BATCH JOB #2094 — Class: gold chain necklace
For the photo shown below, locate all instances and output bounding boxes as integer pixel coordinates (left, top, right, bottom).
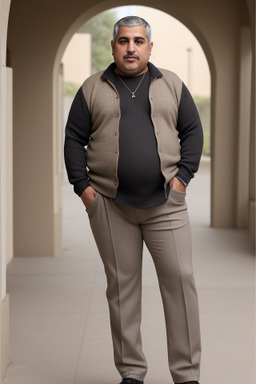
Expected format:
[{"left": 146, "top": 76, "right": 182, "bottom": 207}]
[{"left": 117, "top": 72, "right": 146, "bottom": 99}]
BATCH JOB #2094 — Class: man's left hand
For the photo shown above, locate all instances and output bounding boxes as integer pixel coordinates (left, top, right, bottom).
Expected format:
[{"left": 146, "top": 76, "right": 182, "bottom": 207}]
[{"left": 170, "top": 177, "right": 187, "bottom": 192}]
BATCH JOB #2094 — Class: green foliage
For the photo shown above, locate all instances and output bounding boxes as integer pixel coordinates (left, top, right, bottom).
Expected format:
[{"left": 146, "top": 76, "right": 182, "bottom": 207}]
[
  {"left": 64, "top": 81, "right": 80, "bottom": 98},
  {"left": 193, "top": 95, "right": 211, "bottom": 132},
  {"left": 78, "top": 10, "right": 117, "bottom": 74},
  {"left": 193, "top": 95, "right": 211, "bottom": 156},
  {"left": 202, "top": 131, "right": 211, "bottom": 156}
]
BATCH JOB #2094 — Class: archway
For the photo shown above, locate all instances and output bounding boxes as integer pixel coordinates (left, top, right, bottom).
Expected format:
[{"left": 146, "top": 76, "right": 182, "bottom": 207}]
[{"left": 56, "top": 4, "right": 213, "bottom": 232}]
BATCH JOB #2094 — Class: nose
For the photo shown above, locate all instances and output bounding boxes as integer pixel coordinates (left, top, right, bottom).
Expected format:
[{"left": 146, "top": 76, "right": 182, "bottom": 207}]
[{"left": 127, "top": 40, "right": 135, "bottom": 53}]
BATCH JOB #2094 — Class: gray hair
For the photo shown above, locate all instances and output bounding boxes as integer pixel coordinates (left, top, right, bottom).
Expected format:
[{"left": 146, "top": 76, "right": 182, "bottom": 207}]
[{"left": 113, "top": 16, "right": 152, "bottom": 42}]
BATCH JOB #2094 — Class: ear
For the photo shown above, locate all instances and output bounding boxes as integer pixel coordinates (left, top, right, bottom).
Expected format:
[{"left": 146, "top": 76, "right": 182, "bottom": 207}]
[
  {"left": 111, "top": 40, "right": 115, "bottom": 52},
  {"left": 149, "top": 41, "right": 153, "bottom": 55}
]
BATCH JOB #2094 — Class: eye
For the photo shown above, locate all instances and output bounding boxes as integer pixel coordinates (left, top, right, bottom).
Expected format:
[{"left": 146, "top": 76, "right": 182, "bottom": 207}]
[
  {"left": 135, "top": 39, "right": 144, "bottom": 45},
  {"left": 119, "top": 39, "right": 128, "bottom": 45}
]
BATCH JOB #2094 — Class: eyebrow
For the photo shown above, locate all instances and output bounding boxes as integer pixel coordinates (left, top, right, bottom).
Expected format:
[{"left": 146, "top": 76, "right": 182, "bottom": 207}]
[{"left": 117, "top": 36, "right": 146, "bottom": 41}]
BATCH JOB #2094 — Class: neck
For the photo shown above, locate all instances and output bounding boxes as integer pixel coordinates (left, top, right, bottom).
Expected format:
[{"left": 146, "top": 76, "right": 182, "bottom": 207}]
[{"left": 114, "top": 66, "right": 148, "bottom": 77}]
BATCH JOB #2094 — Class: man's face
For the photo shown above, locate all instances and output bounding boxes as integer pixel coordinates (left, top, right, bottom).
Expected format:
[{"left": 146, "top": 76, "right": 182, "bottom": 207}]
[{"left": 111, "top": 25, "right": 153, "bottom": 77}]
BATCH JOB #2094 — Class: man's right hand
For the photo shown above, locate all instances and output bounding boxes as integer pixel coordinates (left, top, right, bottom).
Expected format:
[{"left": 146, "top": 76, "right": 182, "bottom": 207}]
[{"left": 80, "top": 186, "right": 97, "bottom": 209}]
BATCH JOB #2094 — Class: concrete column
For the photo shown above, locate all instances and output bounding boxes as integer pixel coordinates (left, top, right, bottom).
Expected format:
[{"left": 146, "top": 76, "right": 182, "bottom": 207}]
[
  {"left": 1, "top": 67, "right": 13, "bottom": 290},
  {"left": 236, "top": 27, "right": 252, "bottom": 227},
  {"left": 249, "top": 46, "right": 255, "bottom": 247},
  {"left": 12, "top": 62, "right": 62, "bottom": 256},
  {"left": 0, "top": 63, "right": 12, "bottom": 384},
  {"left": 211, "top": 49, "right": 239, "bottom": 227},
  {"left": 8, "top": 2, "right": 63, "bottom": 257},
  {"left": 0, "top": 0, "right": 12, "bottom": 378}
]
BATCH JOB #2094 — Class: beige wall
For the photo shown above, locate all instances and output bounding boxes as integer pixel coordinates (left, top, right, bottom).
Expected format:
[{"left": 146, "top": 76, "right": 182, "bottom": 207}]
[
  {"left": 62, "top": 33, "right": 91, "bottom": 85},
  {"left": 137, "top": 6, "right": 210, "bottom": 96}
]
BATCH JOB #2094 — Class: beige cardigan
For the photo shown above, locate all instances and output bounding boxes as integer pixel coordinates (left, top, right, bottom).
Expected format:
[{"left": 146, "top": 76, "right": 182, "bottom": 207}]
[{"left": 82, "top": 66, "right": 183, "bottom": 198}]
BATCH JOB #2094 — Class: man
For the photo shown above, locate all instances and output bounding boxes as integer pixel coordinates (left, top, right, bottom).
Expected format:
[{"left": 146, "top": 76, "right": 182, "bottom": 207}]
[{"left": 64, "top": 16, "right": 203, "bottom": 384}]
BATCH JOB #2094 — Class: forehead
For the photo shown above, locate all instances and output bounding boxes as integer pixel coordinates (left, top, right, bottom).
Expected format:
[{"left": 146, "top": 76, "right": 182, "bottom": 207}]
[{"left": 116, "top": 25, "right": 147, "bottom": 39}]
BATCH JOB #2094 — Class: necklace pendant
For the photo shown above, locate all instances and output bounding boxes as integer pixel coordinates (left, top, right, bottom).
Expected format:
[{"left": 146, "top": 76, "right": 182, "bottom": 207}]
[{"left": 131, "top": 93, "right": 136, "bottom": 99}]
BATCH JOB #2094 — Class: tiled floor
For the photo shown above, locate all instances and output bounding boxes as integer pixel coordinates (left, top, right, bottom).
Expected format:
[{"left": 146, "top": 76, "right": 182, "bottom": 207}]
[{"left": 3, "top": 161, "right": 255, "bottom": 384}]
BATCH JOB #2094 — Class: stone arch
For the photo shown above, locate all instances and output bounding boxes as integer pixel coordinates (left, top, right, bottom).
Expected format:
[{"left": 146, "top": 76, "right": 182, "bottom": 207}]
[{"left": 53, "top": 2, "right": 215, "bottom": 220}]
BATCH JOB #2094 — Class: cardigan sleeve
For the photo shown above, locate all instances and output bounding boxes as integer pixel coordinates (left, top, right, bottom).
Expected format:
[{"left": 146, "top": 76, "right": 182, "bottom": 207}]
[
  {"left": 175, "top": 83, "right": 204, "bottom": 185},
  {"left": 64, "top": 87, "right": 91, "bottom": 196}
]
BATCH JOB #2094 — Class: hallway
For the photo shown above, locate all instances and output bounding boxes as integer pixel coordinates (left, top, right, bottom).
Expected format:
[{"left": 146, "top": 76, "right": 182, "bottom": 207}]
[{"left": 3, "top": 161, "right": 255, "bottom": 384}]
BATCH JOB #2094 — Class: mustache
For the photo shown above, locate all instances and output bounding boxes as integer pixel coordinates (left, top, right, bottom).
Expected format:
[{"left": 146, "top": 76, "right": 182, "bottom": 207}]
[{"left": 123, "top": 54, "right": 139, "bottom": 59}]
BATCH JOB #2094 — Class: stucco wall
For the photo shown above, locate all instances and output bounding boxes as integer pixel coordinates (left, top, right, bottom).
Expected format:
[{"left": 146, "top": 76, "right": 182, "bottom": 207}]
[{"left": 62, "top": 33, "right": 91, "bottom": 85}]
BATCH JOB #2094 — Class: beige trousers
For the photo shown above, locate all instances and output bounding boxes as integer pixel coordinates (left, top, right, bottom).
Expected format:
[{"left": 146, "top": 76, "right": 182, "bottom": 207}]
[{"left": 87, "top": 189, "right": 201, "bottom": 383}]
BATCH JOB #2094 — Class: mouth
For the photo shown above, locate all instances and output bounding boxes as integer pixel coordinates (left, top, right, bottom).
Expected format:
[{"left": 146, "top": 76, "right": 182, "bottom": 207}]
[{"left": 123, "top": 55, "right": 139, "bottom": 62}]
